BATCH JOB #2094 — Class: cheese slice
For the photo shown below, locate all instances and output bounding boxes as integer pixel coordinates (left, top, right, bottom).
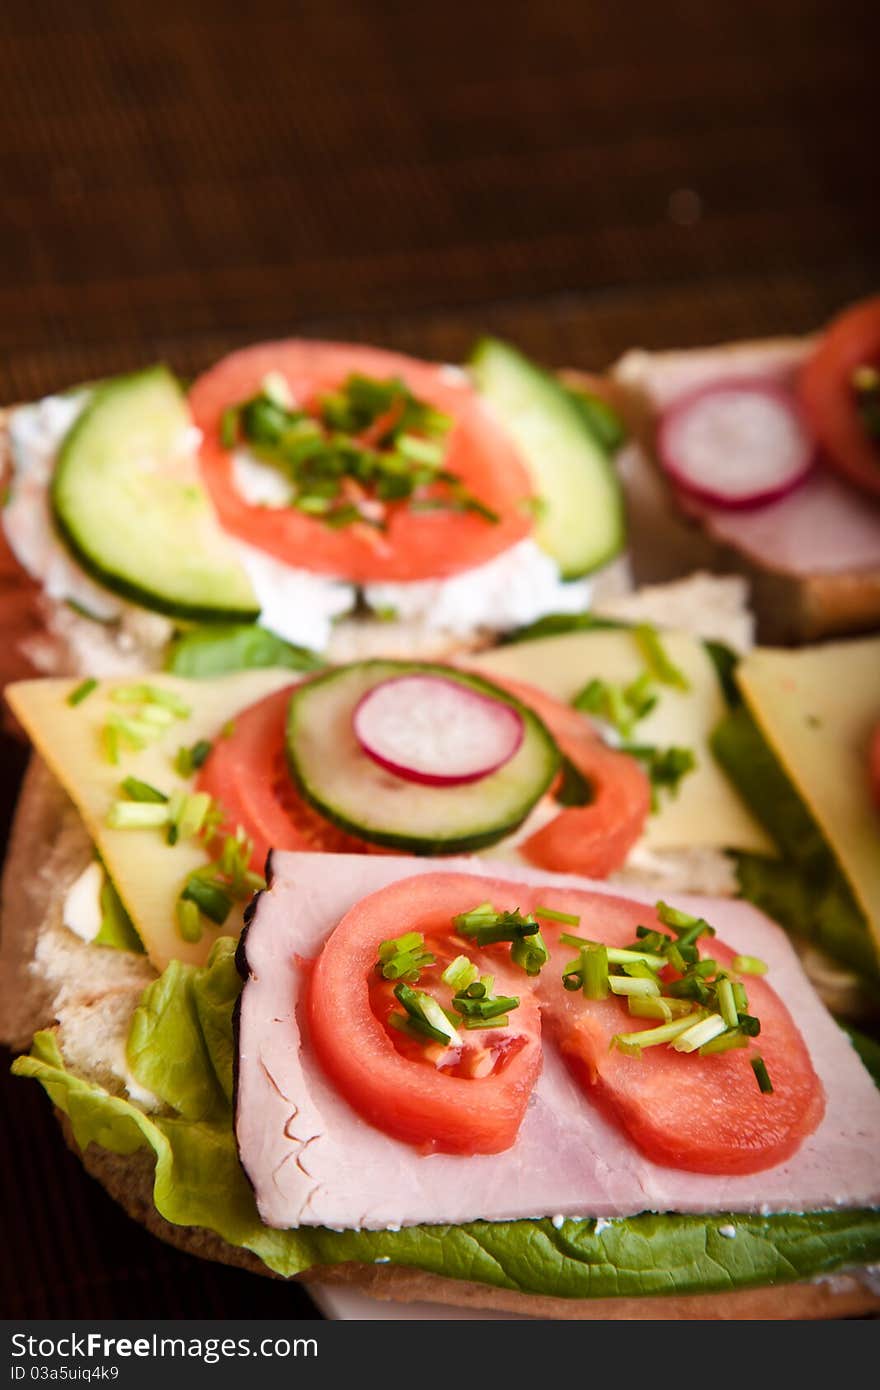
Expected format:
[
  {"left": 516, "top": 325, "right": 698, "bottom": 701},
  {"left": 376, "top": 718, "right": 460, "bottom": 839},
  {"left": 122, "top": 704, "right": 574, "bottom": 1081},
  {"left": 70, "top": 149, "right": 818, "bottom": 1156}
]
[
  {"left": 6, "top": 670, "right": 294, "bottom": 971},
  {"left": 471, "top": 630, "right": 772, "bottom": 854},
  {"left": 737, "top": 639, "right": 880, "bottom": 953}
]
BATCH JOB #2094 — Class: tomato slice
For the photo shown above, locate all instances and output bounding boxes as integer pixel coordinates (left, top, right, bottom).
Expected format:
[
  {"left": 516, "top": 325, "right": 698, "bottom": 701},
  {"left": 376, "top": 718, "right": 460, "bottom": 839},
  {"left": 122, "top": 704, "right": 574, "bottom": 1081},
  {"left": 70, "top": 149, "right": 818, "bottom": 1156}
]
[
  {"left": 307, "top": 872, "right": 543, "bottom": 1154},
  {"left": 800, "top": 296, "right": 880, "bottom": 499},
  {"left": 189, "top": 340, "right": 534, "bottom": 583},
  {"left": 196, "top": 685, "right": 380, "bottom": 868},
  {"left": 484, "top": 675, "right": 651, "bottom": 876},
  {"left": 528, "top": 885, "right": 825, "bottom": 1175}
]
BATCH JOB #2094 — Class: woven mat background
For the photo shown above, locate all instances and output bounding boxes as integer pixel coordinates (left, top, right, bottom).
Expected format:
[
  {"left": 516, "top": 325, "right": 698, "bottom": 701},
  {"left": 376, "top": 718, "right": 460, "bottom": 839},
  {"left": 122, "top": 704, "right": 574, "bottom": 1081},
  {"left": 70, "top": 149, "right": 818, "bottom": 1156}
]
[{"left": 0, "top": 0, "right": 877, "bottom": 1318}]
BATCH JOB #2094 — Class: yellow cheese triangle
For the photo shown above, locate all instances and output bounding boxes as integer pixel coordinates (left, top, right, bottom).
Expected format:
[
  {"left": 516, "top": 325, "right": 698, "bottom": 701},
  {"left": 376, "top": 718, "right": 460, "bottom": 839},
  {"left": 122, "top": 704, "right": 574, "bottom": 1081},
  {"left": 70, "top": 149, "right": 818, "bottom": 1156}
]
[
  {"left": 471, "top": 630, "right": 773, "bottom": 854},
  {"left": 737, "top": 639, "right": 880, "bottom": 952},
  {"left": 6, "top": 670, "right": 294, "bottom": 971}
]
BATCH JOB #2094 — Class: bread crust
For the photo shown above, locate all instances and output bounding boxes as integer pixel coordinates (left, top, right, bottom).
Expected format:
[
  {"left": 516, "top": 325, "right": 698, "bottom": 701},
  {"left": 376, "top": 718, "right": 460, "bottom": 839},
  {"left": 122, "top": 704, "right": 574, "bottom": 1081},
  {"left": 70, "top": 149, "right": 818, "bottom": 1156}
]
[{"left": 597, "top": 341, "right": 880, "bottom": 643}]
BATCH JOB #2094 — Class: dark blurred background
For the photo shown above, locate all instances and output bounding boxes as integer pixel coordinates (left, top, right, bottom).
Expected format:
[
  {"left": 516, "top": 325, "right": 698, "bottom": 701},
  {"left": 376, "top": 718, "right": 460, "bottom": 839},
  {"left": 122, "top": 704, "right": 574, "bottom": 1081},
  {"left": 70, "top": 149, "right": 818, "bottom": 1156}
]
[{"left": 1, "top": 0, "right": 877, "bottom": 1319}]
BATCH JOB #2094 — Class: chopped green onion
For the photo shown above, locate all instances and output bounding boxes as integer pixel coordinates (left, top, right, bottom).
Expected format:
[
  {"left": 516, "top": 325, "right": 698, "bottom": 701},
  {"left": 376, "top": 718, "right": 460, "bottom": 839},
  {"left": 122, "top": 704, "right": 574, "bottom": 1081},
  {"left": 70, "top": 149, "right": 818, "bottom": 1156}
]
[
  {"left": 732, "top": 981, "right": 750, "bottom": 1014},
  {"left": 572, "top": 943, "right": 609, "bottom": 1000},
  {"left": 441, "top": 955, "right": 478, "bottom": 991},
  {"left": 671, "top": 1013, "right": 727, "bottom": 1053},
  {"left": 612, "top": 1014, "right": 699, "bottom": 1054},
  {"left": 633, "top": 624, "right": 690, "bottom": 690},
  {"left": 732, "top": 954, "right": 768, "bottom": 976},
  {"left": 534, "top": 905, "right": 581, "bottom": 926},
  {"left": 176, "top": 897, "right": 203, "bottom": 943},
  {"left": 137, "top": 704, "right": 176, "bottom": 728},
  {"left": 67, "top": 677, "right": 98, "bottom": 707},
  {"left": 511, "top": 929, "right": 549, "bottom": 976},
  {"left": 716, "top": 978, "right": 739, "bottom": 1029},
  {"left": 453, "top": 904, "right": 539, "bottom": 946},
  {"left": 737, "top": 1013, "right": 762, "bottom": 1037},
  {"left": 102, "top": 724, "right": 120, "bottom": 765},
  {"left": 106, "top": 801, "right": 170, "bottom": 830},
  {"left": 167, "top": 790, "right": 213, "bottom": 842},
  {"left": 394, "top": 983, "right": 460, "bottom": 1046},
  {"left": 174, "top": 739, "right": 213, "bottom": 777},
  {"left": 378, "top": 931, "right": 424, "bottom": 961},
  {"left": 699, "top": 1029, "right": 749, "bottom": 1056},
  {"left": 751, "top": 1056, "right": 774, "bottom": 1093},
  {"left": 181, "top": 876, "right": 232, "bottom": 926},
  {"left": 628, "top": 995, "right": 694, "bottom": 1020},
  {"left": 110, "top": 684, "right": 191, "bottom": 718},
  {"left": 608, "top": 975, "right": 660, "bottom": 998},
  {"left": 464, "top": 1015, "right": 509, "bottom": 1030},
  {"left": 120, "top": 776, "right": 168, "bottom": 804},
  {"left": 452, "top": 993, "right": 518, "bottom": 1022}
]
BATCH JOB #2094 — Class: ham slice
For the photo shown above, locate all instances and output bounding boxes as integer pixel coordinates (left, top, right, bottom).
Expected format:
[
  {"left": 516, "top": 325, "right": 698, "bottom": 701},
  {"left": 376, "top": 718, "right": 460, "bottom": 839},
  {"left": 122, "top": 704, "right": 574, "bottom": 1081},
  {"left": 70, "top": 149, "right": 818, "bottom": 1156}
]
[
  {"left": 236, "top": 851, "right": 880, "bottom": 1231},
  {"left": 615, "top": 339, "right": 880, "bottom": 577}
]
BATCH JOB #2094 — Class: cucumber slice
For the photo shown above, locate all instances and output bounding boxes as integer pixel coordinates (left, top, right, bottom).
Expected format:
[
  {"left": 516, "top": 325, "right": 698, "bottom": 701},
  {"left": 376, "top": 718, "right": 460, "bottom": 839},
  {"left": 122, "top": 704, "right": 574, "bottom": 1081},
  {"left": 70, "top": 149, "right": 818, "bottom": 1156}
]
[
  {"left": 285, "top": 660, "right": 560, "bottom": 854},
  {"left": 469, "top": 338, "right": 626, "bottom": 579},
  {"left": 51, "top": 367, "right": 259, "bottom": 623}
]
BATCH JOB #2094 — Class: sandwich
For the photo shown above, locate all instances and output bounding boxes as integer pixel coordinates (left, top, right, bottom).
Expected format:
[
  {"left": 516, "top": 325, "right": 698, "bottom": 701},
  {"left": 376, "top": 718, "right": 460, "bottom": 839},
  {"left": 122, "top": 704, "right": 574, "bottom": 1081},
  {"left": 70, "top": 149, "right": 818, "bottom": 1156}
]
[
  {"left": 0, "top": 338, "right": 627, "bottom": 682},
  {"left": 606, "top": 296, "right": 880, "bottom": 642},
  {"left": 3, "top": 626, "right": 879, "bottom": 1318}
]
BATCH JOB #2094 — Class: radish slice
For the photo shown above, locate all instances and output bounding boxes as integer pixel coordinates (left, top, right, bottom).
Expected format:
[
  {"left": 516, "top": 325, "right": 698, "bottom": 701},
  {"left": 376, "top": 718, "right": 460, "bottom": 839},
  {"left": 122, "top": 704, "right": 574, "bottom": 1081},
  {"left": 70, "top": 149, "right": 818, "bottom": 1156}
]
[
  {"left": 353, "top": 675, "right": 524, "bottom": 786},
  {"left": 657, "top": 378, "right": 815, "bottom": 509}
]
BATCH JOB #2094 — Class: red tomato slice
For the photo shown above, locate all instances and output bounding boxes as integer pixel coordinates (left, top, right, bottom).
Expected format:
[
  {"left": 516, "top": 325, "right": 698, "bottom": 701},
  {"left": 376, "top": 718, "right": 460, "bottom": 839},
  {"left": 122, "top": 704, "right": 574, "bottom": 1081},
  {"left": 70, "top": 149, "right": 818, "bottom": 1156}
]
[
  {"left": 483, "top": 674, "right": 651, "bottom": 876},
  {"left": 307, "top": 872, "right": 543, "bottom": 1154},
  {"left": 800, "top": 296, "right": 880, "bottom": 499},
  {"left": 189, "top": 340, "right": 534, "bottom": 583},
  {"left": 869, "top": 720, "right": 880, "bottom": 812},
  {"left": 196, "top": 686, "right": 381, "bottom": 868},
  {"left": 528, "top": 885, "right": 825, "bottom": 1175}
]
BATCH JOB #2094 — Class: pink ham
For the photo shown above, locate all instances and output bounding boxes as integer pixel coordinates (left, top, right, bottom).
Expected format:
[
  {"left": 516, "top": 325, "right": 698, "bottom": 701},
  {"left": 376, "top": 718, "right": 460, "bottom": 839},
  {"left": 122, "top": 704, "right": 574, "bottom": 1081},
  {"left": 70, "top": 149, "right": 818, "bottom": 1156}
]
[{"left": 235, "top": 851, "right": 880, "bottom": 1232}]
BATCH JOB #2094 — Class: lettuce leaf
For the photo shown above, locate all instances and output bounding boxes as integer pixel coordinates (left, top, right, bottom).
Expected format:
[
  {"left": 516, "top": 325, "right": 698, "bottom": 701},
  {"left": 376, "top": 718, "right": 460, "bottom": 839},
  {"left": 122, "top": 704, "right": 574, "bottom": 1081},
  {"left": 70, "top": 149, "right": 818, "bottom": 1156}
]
[
  {"left": 712, "top": 706, "right": 879, "bottom": 984},
  {"left": 12, "top": 939, "right": 880, "bottom": 1300},
  {"left": 165, "top": 624, "right": 324, "bottom": 678}
]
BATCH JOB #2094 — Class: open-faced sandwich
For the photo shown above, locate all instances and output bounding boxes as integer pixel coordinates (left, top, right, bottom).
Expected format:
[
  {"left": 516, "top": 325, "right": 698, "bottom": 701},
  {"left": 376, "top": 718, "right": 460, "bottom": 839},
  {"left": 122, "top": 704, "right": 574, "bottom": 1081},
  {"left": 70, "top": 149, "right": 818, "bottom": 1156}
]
[
  {"left": 2, "top": 616, "right": 879, "bottom": 1318},
  {"left": 0, "top": 338, "right": 627, "bottom": 681},
  {"left": 609, "top": 296, "right": 880, "bottom": 642}
]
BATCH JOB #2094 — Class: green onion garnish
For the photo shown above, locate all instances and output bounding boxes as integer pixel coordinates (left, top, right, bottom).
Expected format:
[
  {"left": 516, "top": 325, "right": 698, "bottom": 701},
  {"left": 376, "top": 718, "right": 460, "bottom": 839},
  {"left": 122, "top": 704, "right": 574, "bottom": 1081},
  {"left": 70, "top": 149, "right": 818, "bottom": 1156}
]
[
  {"left": 452, "top": 903, "right": 540, "bottom": 947},
  {"left": 612, "top": 1014, "right": 700, "bottom": 1055},
  {"left": 511, "top": 929, "right": 549, "bottom": 976},
  {"left": 699, "top": 1029, "right": 749, "bottom": 1056},
  {"left": 376, "top": 931, "right": 436, "bottom": 982},
  {"left": 534, "top": 905, "right": 581, "bottom": 926},
  {"left": 671, "top": 1013, "right": 727, "bottom": 1053},
  {"left": 633, "top": 624, "right": 690, "bottom": 690},
  {"left": 560, "top": 934, "right": 666, "bottom": 971},
  {"left": 608, "top": 975, "right": 660, "bottom": 998},
  {"left": 731, "top": 954, "right": 768, "bottom": 976},
  {"left": 67, "top": 678, "right": 98, "bottom": 707},
  {"left": 174, "top": 740, "right": 213, "bottom": 777},
  {"left": 393, "top": 983, "right": 460, "bottom": 1046},
  {"left": 181, "top": 876, "right": 232, "bottom": 926},
  {"left": 110, "top": 684, "right": 191, "bottom": 718},
  {"left": 751, "top": 1056, "right": 774, "bottom": 1094},
  {"left": 716, "top": 977, "right": 739, "bottom": 1029},
  {"left": 441, "top": 955, "right": 479, "bottom": 991},
  {"left": 176, "top": 897, "right": 203, "bottom": 943},
  {"left": 120, "top": 776, "right": 168, "bottom": 804},
  {"left": 106, "top": 801, "right": 170, "bottom": 830}
]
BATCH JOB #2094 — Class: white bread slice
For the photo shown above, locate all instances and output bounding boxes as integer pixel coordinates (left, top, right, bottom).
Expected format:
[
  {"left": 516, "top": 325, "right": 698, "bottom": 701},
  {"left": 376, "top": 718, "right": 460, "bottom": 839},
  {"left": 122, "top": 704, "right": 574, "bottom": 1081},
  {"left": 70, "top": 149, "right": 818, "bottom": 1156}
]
[
  {"left": 2, "top": 760, "right": 878, "bottom": 1319},
  {"left": 600, "top": 341, "right": 880, "bottom": 643}
]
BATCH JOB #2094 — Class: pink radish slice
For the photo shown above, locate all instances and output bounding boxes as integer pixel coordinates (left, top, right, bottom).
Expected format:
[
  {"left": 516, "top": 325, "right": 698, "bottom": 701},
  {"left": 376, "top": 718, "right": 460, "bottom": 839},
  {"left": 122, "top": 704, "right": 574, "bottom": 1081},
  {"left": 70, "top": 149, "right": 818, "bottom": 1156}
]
[
  {"left": 352, "top": 675, "right": 524, "bottom": 786},
  {"left": 657, "top": 378, "right": 815, "bottom": 509}
]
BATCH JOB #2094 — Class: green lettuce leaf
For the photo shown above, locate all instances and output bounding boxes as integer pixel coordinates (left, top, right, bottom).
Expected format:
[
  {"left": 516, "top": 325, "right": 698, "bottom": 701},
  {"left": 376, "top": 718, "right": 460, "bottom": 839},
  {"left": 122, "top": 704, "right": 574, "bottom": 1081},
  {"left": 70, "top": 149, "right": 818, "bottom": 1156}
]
[
  {"left": 95, "top": 874, "right": 144, "bottom": 953},
  {"left": 712, "top": 706, "right": 879, "bottom": 984},
  {"left": 12, "top": 939, "right": 880, "bottom": 1300},
  {"left": 166, "top": 624, "right": 325, "bottom": 678}
]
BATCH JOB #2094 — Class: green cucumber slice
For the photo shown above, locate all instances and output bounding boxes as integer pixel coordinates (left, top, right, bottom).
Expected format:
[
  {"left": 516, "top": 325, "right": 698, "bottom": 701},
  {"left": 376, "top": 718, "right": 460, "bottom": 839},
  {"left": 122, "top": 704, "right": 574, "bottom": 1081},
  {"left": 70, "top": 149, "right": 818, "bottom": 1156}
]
[
  {"left": 469, "top": 338, "right": 626, "bottom": 579},
  {"left": 51, "top": 366, "right": 259, "bottom": 623},
  {"left": 285, "top": 660, "right": 560, "bottom": 854}
]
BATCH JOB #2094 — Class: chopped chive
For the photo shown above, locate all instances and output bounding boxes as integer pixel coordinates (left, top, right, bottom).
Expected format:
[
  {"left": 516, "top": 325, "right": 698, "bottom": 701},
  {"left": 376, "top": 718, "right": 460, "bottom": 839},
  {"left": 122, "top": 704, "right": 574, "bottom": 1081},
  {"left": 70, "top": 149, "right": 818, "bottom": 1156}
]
[
  {"left": 110, "top": 683, "right": 191, "bottom": 718},
  {"left": 67, "top": 677, "right": 98, "bottom": 707},
  {"left": 174, "top": 739, "right": 213, "bottom": 777},
  {"left": 534, "top": 905, "right": 581, "bottom": 927},
  {"left": 628, "top": 995, "right": 694, "bottom": 1020},
  {"left": 452, "top": 904, "right": 539, "bottom": 946},
  {"left": 120, "top": 776, "right": 168, "bottom": 804},
  {"left": 699, "top": 1029, "right": 749, "bottom": 1056},
  {"left": 732, "top": 981, "right": 749, "bottom": 1014},
  {"left": 464, "top": 1015, "right": 509, "bottom": 1030},
  {"left": 378, "top": 932, "right": 423, "bottom": 961},
  {"left": 558, "top": 933, "right": 667, "bottom": 967},
  {"left": 580, "top": 943, "right": 609, "bottom": 1000},
  {"left": 737, "top": 1013, "right": 762, "bottom": 1037},
  {"left": 612, "top": 1014, "right": 699, "bottom": 1053},
  {"left": 732, "top": 954, "right": 768, "bottom": 976},
  {"left": 452, "top": 994, "right": 518, "bottom": 1021},
  {"left": 181, "top": 876, "right": 232, "bottom": 926},
  {"left": 137, "top": 704, "right": 176, "bottom": 728},
  {"left": 102, "top": 724, "right": 120, "bottom": 765},
  {"left": 220, "top": 407, "right": 239, "bottom": 448},
  {"left": 394, "top": 983, "right": 460, "bottom": 1046},
  {"left": 169, "top": 791, "right": 213, "bottom": 842},
  {"left": 633, "top": 623, "right": 690, "bottom": 690},
  {"left": 441, "top": 955, "right": 478, "bottom": 991},
  {"left": 608, "top": 975, "right": 660, "bottom": 998},
  {"left": 751, "top": 1056, "right": 774, "bottom": 1093},
  {"left": 511, "top": 929, "right": 549, "bottom": 976},
  {"left": 106, "top": 801, "right": 170, "bottom": 830},
  {"left": 716, "top": 978, "right": 739, "bottom": 1029},
  {"left": 671, "top": 1013, "right": 727, "bottom": 1053},
  {"left": 176, "top": 897, "right": 203, "bottom": 943}
]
